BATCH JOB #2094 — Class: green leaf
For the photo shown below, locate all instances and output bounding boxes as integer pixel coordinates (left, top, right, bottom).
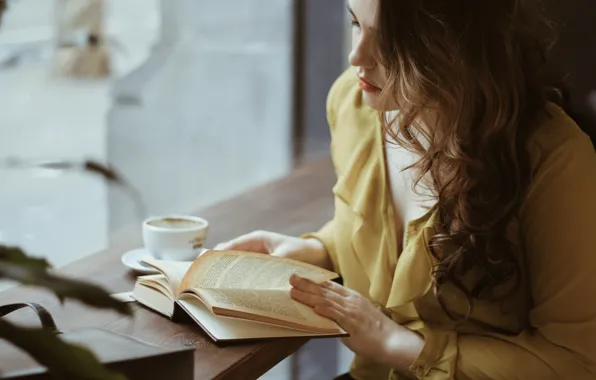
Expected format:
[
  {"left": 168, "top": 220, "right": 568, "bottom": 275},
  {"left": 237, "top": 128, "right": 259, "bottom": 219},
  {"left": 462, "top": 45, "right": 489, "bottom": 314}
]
[
  {"left": 0, "top": 319, "right": 126, "bottom": 380},
  {"left": 0, "top": 246, "right": 51, "bottom": 271},
  {"left": 83, "top": 160, "right": 123, "bottom": 183},
  {"left": 0, "top": 246, "right": 131, "bottom": 316}
]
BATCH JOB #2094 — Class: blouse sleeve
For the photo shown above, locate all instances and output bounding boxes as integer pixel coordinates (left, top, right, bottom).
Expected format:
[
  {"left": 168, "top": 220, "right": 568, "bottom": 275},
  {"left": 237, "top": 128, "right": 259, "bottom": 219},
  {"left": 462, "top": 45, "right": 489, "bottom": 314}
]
[
  {"left": 301, "top": 220, "right": 340, "bottom": 274},
  {"left": 299, "top": 69, "right": 348, "bottom": 275},
  {"left": 399, "top": 131, "right": 596, "bottom": 379}
]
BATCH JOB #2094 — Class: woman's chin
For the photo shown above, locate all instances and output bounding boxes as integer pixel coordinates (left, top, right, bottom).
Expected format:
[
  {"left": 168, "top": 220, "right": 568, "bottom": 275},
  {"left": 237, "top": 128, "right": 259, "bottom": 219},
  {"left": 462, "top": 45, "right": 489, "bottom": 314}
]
[{"left": 362, "top": 91, "right": 391, "bottom": 111}]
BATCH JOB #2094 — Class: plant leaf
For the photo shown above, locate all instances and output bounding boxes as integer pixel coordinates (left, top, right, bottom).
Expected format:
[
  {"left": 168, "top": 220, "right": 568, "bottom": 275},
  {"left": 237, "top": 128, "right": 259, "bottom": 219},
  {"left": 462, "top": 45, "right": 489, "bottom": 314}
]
[
  {"left": 0, "top": 0, "right": 6, "bottom": 22},
  {"left": 0, "top": 319, "right": 126, "bottom": 380},
  {"left": 0, "top": 246, "right": 131, "bottom": 315},
  {"left": 0, "top": 261, "right": 132, "bottom": 315},
  {"left": 0, "top": 157, "right": 146, "bottom": 221},
  {"left": 0, "top": 246, "right": 51, "bottom": 271},
  {"left": 84, "top": 160, "right": 123, "bottom": 183}
]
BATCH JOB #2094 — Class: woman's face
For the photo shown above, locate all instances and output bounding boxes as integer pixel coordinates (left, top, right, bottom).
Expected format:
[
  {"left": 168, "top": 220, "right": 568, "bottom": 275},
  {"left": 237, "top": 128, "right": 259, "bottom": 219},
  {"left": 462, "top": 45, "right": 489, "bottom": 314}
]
[{"left": 348, "top": 0, "right": 392, "bottom": 111}]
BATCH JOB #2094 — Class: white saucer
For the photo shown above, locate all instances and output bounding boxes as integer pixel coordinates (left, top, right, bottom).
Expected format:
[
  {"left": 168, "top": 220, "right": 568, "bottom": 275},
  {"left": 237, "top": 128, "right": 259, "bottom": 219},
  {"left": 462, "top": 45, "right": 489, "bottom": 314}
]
[
  {"left": 121, "top": 248, "right": 160, "bottom": 274},
  {"left": 121, "top": 248, "right": 210, "bottom": 274}
]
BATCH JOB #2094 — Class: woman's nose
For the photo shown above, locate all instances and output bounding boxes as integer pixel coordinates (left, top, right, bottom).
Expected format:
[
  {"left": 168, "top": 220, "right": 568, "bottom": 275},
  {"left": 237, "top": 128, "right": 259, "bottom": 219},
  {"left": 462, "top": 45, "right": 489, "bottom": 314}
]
[{"left": 348, "top": 34, "right": 377, "bottom": 70}]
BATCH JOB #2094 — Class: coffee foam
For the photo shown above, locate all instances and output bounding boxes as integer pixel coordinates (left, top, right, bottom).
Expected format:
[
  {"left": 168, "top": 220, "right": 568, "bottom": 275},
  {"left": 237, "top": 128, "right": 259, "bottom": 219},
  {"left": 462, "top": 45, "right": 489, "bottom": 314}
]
[{"left": 147, "top": 218, "right": 203, "bottom": 229}]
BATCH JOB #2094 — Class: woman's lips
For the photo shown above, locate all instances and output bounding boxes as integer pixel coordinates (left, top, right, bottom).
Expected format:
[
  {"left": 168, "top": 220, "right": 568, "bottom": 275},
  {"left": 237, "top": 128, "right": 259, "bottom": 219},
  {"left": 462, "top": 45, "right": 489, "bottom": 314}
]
[{"left": 358, "top": 77, "right": 381, "bottom": 93}]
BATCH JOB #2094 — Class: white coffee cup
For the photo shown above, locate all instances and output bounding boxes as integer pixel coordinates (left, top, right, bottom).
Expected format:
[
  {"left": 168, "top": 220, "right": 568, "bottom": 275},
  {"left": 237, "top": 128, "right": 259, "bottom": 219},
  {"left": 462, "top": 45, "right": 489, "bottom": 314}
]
[{"left": 142, "top": 215, "right": 209, "bottom": 261}]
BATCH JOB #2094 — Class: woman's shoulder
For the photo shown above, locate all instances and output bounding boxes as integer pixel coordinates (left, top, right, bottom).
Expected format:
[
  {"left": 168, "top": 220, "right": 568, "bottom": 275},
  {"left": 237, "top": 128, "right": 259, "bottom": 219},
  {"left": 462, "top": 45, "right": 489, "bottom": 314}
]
[{"left": 527, "top": 103, "right": 595, "bottom": 170}]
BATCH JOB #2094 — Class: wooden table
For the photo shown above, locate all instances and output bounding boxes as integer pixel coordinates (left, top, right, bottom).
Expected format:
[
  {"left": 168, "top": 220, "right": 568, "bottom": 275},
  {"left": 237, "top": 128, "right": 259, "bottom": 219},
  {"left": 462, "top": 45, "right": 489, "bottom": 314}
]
[{"left": 0, "top": 157, "right": 336, "bottom": 380}]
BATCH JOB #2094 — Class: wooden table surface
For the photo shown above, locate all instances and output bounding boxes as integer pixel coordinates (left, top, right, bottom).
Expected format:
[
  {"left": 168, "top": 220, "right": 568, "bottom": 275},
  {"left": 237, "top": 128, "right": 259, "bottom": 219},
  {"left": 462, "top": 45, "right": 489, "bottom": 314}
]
[{"left": 0, "top": 156, "right": 336, "bottom": 380}]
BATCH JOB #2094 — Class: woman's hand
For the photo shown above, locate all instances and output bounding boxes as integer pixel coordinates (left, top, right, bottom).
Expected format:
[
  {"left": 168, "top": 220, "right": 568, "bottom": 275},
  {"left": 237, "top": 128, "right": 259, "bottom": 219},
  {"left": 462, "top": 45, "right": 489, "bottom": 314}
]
[
  {"left": 289, "top": 275, "right": 425, "bottom": 369},
  {"left": 214, "top": 230, "right": 333, "bottom": 270}
]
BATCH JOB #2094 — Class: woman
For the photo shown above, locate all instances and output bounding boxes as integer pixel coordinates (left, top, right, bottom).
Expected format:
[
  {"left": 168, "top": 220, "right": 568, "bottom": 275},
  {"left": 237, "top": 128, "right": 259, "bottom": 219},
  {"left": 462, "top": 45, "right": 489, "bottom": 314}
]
[{"left": 216, "top": 0, "right": 596, "bottom": 378}]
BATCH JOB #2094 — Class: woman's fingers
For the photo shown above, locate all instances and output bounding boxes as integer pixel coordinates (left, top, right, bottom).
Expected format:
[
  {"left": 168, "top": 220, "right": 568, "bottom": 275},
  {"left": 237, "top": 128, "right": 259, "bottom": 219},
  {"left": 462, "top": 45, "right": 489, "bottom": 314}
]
[
  {"left": 314, "top": 304, "right": 347, "bottom": 326},
  {"left": 289, "top": 275, "right": 322, "bottom": 294},
  {"left": 290, "top": 288, "right": 326, "bottom": 307},
  {"left": 320, "top": 279, "right": 352, "bottom": 297},
  {"left": 289, "top": 280, "right": 350, "bottom": 328},
  {"left": 290, "top": 275, "right": 346, "bottom": 307},
  {"left": 290, "top": 275, "right": 351, "bottom": 297}
]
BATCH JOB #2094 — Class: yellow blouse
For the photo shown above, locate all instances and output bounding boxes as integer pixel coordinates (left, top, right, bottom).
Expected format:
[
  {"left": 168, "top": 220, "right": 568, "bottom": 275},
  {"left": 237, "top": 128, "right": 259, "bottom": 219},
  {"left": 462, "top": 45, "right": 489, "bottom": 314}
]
[{"left": 305, "top": 67, "right": 596, "bottom": 380}]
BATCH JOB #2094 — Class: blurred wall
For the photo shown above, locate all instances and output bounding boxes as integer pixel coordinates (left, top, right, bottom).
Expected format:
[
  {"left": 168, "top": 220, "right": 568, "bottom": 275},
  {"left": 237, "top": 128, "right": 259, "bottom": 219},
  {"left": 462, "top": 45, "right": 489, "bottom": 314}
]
[
  {"left": 107, "top": 0, "right": 295, "bottom": 233},
  {"left": 0, "top": 0, "right": 109, "bottom": 270},
  {"left": 547, "top": 0, "right": 596, "bottom": 141},
  {"left": 293, "top": 0, "right": 347, "bottom": 165}
]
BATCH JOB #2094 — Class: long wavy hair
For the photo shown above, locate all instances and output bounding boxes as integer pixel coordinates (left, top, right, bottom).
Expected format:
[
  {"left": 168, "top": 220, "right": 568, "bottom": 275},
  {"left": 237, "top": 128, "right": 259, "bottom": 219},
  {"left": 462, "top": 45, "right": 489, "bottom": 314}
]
[{"left": 376, "top": 0, "right": 561, "bottom": 318}]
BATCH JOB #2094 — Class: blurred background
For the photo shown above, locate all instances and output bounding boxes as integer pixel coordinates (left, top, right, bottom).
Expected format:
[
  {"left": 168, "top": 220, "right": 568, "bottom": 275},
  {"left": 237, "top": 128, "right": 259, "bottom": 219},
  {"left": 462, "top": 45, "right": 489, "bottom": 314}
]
[
  {"left": 0, "top": 0, "right": 594, "bottom": 379},
  {"left": 0, "top": 0, "right": 350, "bottom": 270}
]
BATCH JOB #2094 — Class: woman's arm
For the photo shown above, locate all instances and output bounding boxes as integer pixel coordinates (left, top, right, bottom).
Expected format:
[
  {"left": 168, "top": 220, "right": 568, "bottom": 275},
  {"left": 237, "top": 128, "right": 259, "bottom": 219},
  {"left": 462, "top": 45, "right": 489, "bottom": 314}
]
[
  {"left": 213, "top": 229, "right": 334, "bottom": 269},
  {"left": 301, "top": 220, "right": 339, "bottom": 272}
]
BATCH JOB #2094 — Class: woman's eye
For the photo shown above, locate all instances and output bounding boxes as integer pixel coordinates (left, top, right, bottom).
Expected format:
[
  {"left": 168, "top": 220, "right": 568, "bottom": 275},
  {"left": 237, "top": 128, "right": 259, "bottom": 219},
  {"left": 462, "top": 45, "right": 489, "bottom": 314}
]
[{"left": 350, "top": 19, "right": 360, "bottom": 28}]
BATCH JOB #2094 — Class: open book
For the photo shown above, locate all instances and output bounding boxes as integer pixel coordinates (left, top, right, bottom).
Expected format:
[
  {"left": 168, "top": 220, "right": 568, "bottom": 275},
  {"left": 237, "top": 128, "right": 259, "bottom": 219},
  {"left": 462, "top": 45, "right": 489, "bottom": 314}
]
[{"left": 132, "top": 250, "right": 347, "bottom": 342}]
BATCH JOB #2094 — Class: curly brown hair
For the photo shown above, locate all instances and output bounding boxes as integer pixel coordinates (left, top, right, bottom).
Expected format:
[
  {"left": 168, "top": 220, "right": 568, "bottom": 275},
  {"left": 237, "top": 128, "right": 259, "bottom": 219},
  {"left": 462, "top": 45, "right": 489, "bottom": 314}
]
[{"left": 375, "top": 0, "right": 560, "bottom": 318}]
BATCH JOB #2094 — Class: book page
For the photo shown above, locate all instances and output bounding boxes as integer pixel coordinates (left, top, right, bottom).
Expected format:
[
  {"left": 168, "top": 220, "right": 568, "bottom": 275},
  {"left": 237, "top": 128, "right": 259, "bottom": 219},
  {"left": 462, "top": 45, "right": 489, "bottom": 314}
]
[
  {"left": 142, "top": 259, "right": 192, "bottom": 294},
  {"left": 133, "top": 280, "right": 176, "bottom": 318},
  {"left": 180, "top": 250, "right": 338, "bottom": 292},
  {"left": 194, "top": 287, "right": 342, "bottom": 333},
  {"left": 136, "top": 274, "right": 175, "bottom": 298},
  {"left": 177, "top": 294, "right": 346, "bottom": 341}
]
